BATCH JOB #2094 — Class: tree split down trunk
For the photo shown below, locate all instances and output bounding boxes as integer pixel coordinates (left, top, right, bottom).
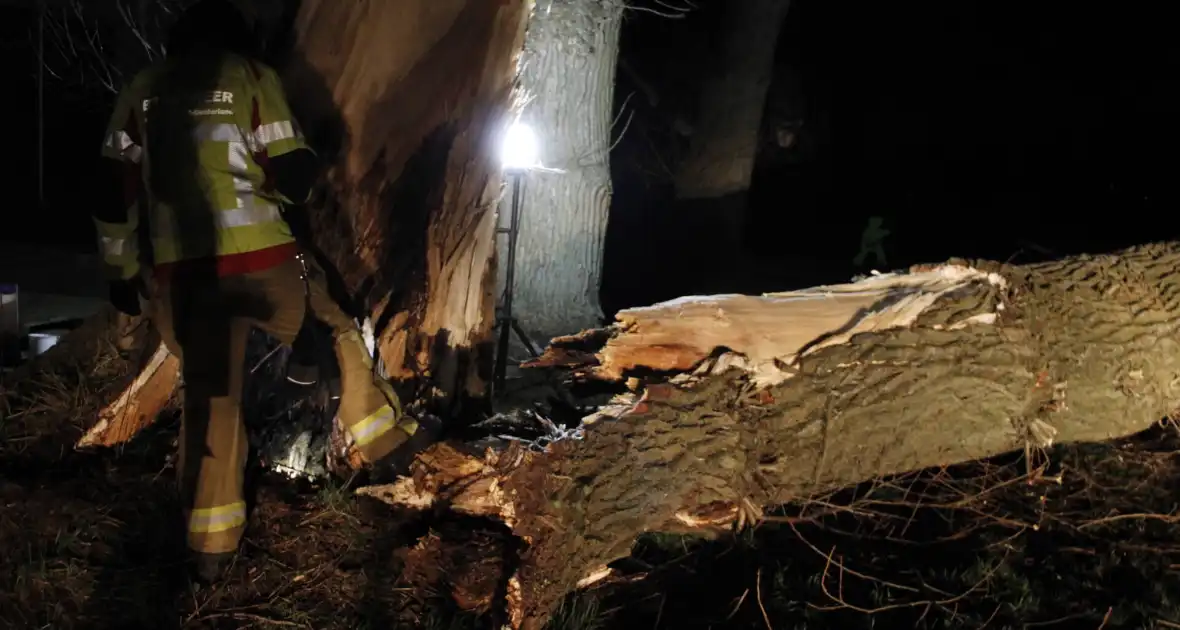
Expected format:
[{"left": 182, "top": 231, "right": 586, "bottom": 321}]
[
  {"left": 284, "top": 0, "right": 530, "bottom": 411},
  {"left": 67, "top": 0, "right": 532, "bottom": 461},
  {"left": 359, "top": 242, "right": 1180, "bottom": 628}
]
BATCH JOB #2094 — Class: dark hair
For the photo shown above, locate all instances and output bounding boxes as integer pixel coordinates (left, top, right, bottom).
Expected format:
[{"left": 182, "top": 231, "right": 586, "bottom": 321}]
[{"left": 166, "top": 0, "right": 256, "bottom": 59}]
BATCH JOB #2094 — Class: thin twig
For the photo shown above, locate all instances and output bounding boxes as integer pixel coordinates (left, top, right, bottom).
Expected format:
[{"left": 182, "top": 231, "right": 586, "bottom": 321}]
[
  {"left": 1097, "top": 607, "right": 1113, "bottom": 630},
  {"left": 198, "top": 612, "right": 308, "bottom": 628},
  {"left": 625, "top": 0, "right": 691, "bottom": 19},
  {"left": 725, "top": 588, "right": 749, "bottom": 621},
  {"left": 1078, "top": 512, "right": 1180, "bottom": 529},
  {"left": 755, "top": 568, "right": 772, "bottom": 630}
]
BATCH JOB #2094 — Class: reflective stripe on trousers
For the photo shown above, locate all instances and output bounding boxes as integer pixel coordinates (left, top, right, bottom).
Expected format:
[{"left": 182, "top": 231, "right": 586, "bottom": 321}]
[
  {"left": 349, "top": 405, "right": 402, "bottom": 448},
  {"left": 188, "top": 500, "right": 247, "bottom": 534}
]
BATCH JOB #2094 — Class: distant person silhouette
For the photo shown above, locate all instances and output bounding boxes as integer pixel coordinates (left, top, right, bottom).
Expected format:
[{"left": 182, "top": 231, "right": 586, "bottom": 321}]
[{"left": 854, "top": 215, "right": 891, "bottom": 269}]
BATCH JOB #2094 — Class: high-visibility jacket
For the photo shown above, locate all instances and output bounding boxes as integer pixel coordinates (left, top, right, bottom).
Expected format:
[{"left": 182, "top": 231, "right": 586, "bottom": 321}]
[{"left": 97, "top": 53, "right": 312, "bottom": 281}]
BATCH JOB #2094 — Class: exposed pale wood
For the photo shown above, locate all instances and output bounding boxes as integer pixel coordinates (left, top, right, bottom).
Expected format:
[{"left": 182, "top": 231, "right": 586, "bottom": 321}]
[
  {"left": 530, "top": 265, "right": 1006, "bottom": 385},
  {"left": 287, "top": 0, "right": 531, "bottom": 408},
  {"left": 78, "top": 342, "right": 178, "bottom": 448},
  {"left": 1, "top": 306, "right": 164, "bottom": 457},
  {"left": 367, "top": 242, "right": 1180, "bottom": 628}
]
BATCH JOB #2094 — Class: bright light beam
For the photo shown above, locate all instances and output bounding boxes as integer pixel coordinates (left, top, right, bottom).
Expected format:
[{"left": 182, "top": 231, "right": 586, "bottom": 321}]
[{"left": 502, "top": 122, "right": 540, "bottom": 171}]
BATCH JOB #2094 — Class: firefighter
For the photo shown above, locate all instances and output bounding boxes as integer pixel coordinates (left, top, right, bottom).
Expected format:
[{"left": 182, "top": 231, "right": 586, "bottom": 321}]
[{"left": 94, "top": 0, "right": 438, "bottom": 582}]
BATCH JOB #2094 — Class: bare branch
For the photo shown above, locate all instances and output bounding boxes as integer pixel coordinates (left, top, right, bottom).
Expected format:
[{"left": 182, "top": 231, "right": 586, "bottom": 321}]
[
  {"left": 36, "top": 0, "right": 180, "bottom": 94},
  {"left": 624, "top": 0, "right": 694, "bottom": 19},
  {"left": 116, "top": 0, "right": 158, "bottom": 62}
]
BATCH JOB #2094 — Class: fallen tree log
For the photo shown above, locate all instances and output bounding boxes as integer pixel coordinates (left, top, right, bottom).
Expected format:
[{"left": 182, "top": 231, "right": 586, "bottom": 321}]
[{"left": 361, "top": 242, "right": 1180, "bottom": 628}]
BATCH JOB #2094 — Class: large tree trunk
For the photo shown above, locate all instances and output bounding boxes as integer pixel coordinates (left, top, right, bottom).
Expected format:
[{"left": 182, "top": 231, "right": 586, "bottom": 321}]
[
  {"left": 673, "top": 0, "right": 791, "bottom": 258},
  {"left": 60, "top": 0, "right": 531, "bottom": 452},
  {"left": 505, "top": 0, "right": 623, "bottom": 345},
  {"left": 362, "top": 241, "right": 1180, "bottom": 628}
]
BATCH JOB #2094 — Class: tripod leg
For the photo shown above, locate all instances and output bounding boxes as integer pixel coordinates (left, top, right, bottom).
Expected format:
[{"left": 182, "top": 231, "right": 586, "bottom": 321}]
[
  {"left": 509, "top": 318, "right": 540, "bottom": 357},
  {"left": 493, "top": 316, "right": 512, "bottom": 395}
]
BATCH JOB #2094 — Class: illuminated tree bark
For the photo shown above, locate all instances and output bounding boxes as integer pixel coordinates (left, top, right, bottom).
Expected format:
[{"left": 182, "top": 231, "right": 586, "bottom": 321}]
[{"left": 505, "top": 0, "right": 624, "bottom": 346}]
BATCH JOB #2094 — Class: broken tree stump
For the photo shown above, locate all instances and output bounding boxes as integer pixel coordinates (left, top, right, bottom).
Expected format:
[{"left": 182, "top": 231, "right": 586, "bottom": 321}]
[
  {"left": 363, "top": 242, "right": 1180, "bottom": 628},
  {"left": 0, "top": 306, "right": 170, "bottom": 458},
  {"left": 79, "top": 341, "right": 179, "bottom": 448}
]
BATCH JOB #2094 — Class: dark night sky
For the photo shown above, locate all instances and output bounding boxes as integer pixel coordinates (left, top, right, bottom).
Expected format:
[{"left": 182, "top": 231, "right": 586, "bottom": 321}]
[
  {"left": 3, "top": 4, "right": 114, "bottom": 249},
  {"left": 603, "top": 0, "right": 1180, "bottom": 306},
  {"left": 6, "top": 0, "right": 1180, "bottom": 302}
]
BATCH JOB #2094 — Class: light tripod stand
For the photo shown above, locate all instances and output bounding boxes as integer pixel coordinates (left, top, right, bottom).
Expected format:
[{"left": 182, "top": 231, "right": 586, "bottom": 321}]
[{"left": 492, "top": 169, "right": 540, "bottom": 397}]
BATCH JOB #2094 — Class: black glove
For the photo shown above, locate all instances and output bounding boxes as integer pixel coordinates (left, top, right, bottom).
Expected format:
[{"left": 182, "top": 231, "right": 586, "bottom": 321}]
[{"left": 109, "top": 276, "right": 146, "bottom": 317}]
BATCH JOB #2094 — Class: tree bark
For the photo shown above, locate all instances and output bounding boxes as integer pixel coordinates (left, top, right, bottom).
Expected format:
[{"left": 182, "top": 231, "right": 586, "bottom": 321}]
[
  {"left": 362, "top": 241, "right": 1180, "bottom": 628},
  {"left": 504, "top": 0, "right": 623, "bottom": 345},
  {"left": 673, "top": 0, "right": 791, "bottom": 253}
]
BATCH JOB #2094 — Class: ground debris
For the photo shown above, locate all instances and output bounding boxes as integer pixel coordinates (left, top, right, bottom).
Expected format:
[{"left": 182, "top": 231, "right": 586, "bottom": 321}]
[
  {"left": 471, "top": 408, "right": 585, "bottom": 452},
  {"left": 399, "top": 522, "right": 515, "bottom": 615}
]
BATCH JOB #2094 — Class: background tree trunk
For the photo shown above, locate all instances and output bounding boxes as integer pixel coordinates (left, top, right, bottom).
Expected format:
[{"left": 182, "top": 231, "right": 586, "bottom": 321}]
[
  {"left": 504, "top": 0, "right": 623, "bottom": 346},
  {"left": 365, "top": 241, "right": 1180, "bottom": 628},
  {"left": 673, "top": 0, "right": 791, "bottom": 260}
]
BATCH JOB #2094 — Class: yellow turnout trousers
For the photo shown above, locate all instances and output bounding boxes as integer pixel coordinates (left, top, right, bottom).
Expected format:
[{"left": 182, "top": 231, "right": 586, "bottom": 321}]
[{"left": 150, "top": 255, "right": 413, "bottom": 555}]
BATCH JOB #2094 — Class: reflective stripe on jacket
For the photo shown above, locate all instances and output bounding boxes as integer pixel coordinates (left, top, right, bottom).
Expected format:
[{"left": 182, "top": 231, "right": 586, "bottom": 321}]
[{"left": 98, "top": 53, "right": 311, "bottom": 279}]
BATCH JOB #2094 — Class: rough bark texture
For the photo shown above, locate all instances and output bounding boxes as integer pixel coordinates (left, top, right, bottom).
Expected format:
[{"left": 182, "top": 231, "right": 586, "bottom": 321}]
[
  {"left": 672, "top": 0, "right": 791, "bottom": 251},
  {"left": 283, "top": 0, "right": 530, "bottom": 410},
  {"left": 365, "top": 242, "right": 1180, "bottom": 628},
  {"left": 504, "top": 0, "right": 622, "bottom": 345}
]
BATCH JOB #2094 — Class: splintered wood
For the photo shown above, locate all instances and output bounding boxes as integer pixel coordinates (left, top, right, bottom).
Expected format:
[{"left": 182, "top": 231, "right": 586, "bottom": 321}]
[
  {"left": 531, "top": 264, "right": 1007, "bottom": 386},
  {"left": 77, "top": 342, "right": 179, "bottom": 448},
  {"left": 289, "top": 0, "right": 530, "bottom": 406},
  {"left": 358, "top": 442, "right": 527, "bottom": 527}
]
